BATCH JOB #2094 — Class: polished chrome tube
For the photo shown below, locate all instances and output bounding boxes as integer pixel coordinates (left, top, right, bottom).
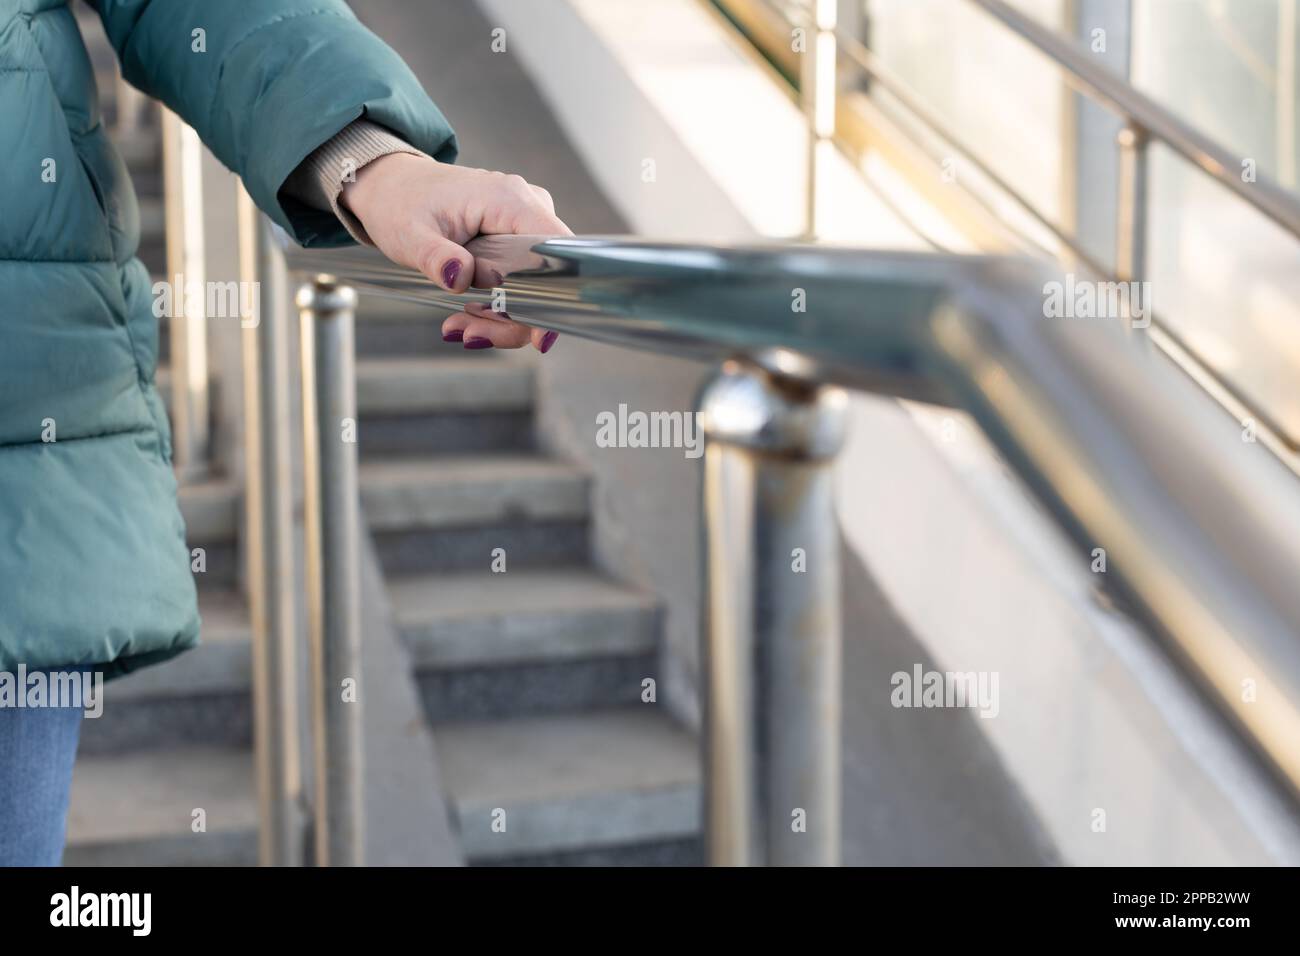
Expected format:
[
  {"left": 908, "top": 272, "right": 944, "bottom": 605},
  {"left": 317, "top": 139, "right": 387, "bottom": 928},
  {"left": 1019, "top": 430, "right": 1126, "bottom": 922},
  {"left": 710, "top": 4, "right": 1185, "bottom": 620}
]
[
  {"left": 700, "top": 360, "right": 848, "bottom": 866},
  {"left": 298, "top": 278, "right": 365, "bottom": 868},
  {"left": 161, "top": 110, "right": 211, "bottom": 481},
  {"left": 1115, "top": 125, "right": 1149, "bottom": 284},
  {"left": 800, "top": 0, "right": 837, "bottom": 238},
  {"left": 238, "top": 199, "right": 303, "bottom": 866},
  {"left": 279, "top": 236, "right": 1300, "bottom": 800}
]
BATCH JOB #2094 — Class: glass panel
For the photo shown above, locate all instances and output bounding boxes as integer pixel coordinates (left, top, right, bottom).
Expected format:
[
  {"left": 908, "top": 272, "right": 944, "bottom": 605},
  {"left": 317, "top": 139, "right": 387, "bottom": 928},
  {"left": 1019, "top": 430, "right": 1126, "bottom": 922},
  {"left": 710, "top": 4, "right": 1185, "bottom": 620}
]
[
  {"left": 1146, "top": 142, "right": 1300, "bottom": 439},
  {"left": 1134, "top": 0, "right": 1299, "bottom": 191},
  {"left": 864, "top": 0, "right": 1070, "bottom": 223},
  {"left": 1134, "top": 1, "right": 1300, "bottom": 438}
]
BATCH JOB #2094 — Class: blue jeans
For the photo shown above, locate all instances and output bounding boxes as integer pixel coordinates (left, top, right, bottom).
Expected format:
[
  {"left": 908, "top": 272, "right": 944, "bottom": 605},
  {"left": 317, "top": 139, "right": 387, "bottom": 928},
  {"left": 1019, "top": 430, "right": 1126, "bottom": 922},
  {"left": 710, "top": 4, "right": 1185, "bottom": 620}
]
[{"left": 0, "top": 677, "right": 84, "bottom": 867}]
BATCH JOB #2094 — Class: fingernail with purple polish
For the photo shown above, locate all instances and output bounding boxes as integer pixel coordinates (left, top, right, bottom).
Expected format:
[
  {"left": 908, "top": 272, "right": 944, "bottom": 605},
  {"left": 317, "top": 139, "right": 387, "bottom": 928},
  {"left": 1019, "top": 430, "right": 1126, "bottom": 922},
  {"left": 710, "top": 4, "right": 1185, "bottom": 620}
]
[
  {"left": 441, "top": 259, "right": 461, "bottom": 289},
  {"left": 442, "top": 330, "right": 463, "bottom": 343},
  {"left": 540, "top": 330, "right": 560, "bottom": 354},
  {"left": 464, "top": 337, "right": 494, "bottom": 350}
]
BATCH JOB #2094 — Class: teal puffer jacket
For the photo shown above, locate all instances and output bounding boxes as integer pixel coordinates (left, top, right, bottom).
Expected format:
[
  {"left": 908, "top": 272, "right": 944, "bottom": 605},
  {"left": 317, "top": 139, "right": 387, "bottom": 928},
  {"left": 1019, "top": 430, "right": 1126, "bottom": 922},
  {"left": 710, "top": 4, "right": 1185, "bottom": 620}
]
[{"left": 0, "top": 0, "right": 456, "bottom": 677}]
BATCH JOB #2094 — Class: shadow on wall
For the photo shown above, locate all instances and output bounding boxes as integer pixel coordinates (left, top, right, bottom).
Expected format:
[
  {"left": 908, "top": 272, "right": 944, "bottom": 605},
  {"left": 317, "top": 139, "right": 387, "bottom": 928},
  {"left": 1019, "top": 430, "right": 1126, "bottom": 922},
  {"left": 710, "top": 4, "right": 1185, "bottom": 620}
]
[{"left": 839, "top": 540, "right": 1060, "bottom": 865}]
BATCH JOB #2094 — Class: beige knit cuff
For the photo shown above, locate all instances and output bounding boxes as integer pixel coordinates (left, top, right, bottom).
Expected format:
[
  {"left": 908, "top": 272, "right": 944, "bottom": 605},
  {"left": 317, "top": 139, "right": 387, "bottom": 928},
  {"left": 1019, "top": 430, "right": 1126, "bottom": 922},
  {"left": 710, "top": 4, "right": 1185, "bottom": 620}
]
[{"left": 283, "top": 118, "right": 425, "bottom": 245}]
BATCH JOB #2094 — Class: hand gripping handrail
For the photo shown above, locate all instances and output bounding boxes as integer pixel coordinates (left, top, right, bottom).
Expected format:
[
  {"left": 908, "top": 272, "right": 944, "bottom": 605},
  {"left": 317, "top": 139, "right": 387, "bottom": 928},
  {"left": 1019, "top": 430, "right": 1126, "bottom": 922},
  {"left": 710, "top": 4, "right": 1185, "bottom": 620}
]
[{"left": 286, "top": 234, "right": 1300, "bottom": 862}]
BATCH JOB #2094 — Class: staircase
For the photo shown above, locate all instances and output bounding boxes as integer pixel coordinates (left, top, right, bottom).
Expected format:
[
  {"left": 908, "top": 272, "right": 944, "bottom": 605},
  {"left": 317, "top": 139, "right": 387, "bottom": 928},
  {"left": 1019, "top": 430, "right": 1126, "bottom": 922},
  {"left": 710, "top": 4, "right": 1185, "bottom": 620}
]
[
  {"left": 352, "top": 302, "right": 702, "bottom": 865},
  {"left": 64, "top": 8, "right": 702, "bottom": 866}
]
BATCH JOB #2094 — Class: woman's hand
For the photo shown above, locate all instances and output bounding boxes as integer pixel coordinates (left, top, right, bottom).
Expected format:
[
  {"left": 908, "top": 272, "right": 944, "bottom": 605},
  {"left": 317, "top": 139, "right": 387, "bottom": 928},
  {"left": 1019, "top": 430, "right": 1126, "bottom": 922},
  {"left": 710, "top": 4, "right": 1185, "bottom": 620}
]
[{"left": 341, "top": 153, "right": 571, "bottom": 352}]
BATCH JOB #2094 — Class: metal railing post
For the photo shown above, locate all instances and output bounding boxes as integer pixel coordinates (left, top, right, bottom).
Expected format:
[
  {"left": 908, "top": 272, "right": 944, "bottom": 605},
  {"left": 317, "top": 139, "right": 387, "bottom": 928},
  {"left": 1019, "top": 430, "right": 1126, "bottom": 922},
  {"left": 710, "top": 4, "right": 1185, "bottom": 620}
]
[
  {"left": 1115, "top": 122, "right": 1149, "bottom": 285},
  {"left": 161, "top": 108, "right": 211, "bottom": 479},
  {"left": 237, "top": 197, "right": 303, "bottom": 866},
  {"left": 698, "top": 358, "right": 848, "bottom": 866},
  {"left": 297, "top": 278, "right": 365, "bottom": 867},
  {"left": 801, "top": 0, "right": 838, "bottom": 239}
]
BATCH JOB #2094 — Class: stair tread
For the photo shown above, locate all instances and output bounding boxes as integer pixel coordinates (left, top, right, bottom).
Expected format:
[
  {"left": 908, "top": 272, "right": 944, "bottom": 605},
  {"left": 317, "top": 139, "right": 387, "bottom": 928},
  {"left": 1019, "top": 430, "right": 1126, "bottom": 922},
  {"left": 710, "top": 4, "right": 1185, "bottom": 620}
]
[
  {"left": 67, "top": 745, "right": 255, "bottom": 845},
  {"left": 114, "top": 127, "right": 162, "bottom": 169},
  {"left": 361, "top": 453, "right": 582, "bottom": 481},
  {"left": 434, "top": 709, "right": 699, "bottom": 859},
  {"left": 391, "top": 568, "right": 658, "bottom": 668},
  {"left": 360, "top": 454, "right": 588, "bottom": 531},
  {"left": 178, "top": 476, "right": 239, "bottom": 543},
  {"left": 138, "top": 195, "right": 164, "bottom": 238},
  {"left": 108, "top": 589, "right": 251, "bottom": 702},
  {"left": 392, "top": 567, "right": 654, "bottom": 621},
  {"left": 437, "top": 709, "right": 697, "bottom": 804},
  {"left": 356, "top": 355, "right": 533, "bottom": 413},
  {"left": 194, "top": 587, "right": 249, "bottom": 641}
]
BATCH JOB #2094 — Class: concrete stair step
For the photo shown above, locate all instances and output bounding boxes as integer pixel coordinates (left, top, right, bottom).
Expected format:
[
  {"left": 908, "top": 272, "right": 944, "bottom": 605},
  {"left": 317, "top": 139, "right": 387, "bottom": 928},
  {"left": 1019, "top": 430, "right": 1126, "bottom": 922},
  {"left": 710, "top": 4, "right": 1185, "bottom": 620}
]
[
  {"left": 360, "top": 411, "right": 535, "bottom": 459},
  {"left": 139, "top": 236, "right": 168, "bottom": 281},
  {"left": 374, "top": 520, "right": 589, "bottom": 576},
  {"left": 114, "top": 124, "right": 162, "bottom": 170},
  {"left": 354, "top": 291, "right": 478, "bottom": 355},
  {"left": 154, "top": 365, "right": 221, "bottom": 443},
  {"left": 357, "top": 356, "right": 534, "bottom": 415},
  {"left": 394, "top": 568, "right": 658, "bottom": 669},
  {"left": 64, "top": 745, "right": 263, "bottom": 866},
  {"left": 349, "top": 284, "right": 537, "bottom": 360},
  {"left": 178, "top": 477, "right": 238, "bottom": 543},
  {"left": 434, "top": 708, "right": 701, "bottom": 864},
  {"left": 360, "top": 454, "right": 589, "bottom": 532},
  {"left": 357, "top": 292, "right": 439, "bottom": 322},
  {"left": 79, "top": 589, "right": 252, "bottom": 754},
  {"left": 107, "top": 588, "right": 249, "bottom": 701},
  {"left": 138, "top": 195, "right": 165, "bottom": 241},
  {"left": 156, "top": 363, "right": 171, "bottom": 410},
  {"left": 398, "top": 568, "right": 660, "bottom": 722},
  {"left": 178, "top": 476, "right": 239, "bottom": 590},
  {"left": 155, "top": 292, "right": 171, "bottom": 361},
  {"left": 364, "top": 455, "right": 590, "bottom": 574},
  {"left": 356, "top": 356, "right": 536, "bottom": 456}
]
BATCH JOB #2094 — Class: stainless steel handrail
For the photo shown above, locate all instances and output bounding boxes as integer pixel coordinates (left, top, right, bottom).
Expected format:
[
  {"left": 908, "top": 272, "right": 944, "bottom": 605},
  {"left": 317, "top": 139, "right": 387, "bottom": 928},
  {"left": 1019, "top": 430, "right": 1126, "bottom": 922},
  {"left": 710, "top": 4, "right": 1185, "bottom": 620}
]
[{"left": 285, "top": 235, "right": 1300, "bottom": 811}]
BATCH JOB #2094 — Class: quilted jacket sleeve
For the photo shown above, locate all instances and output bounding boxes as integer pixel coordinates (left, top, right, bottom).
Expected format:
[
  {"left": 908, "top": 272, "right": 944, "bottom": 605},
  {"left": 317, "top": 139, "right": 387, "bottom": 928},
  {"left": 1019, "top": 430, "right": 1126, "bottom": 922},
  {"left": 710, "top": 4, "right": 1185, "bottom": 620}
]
[{"left": 88, "top": 0, "right": 459, "bottom": 247}]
